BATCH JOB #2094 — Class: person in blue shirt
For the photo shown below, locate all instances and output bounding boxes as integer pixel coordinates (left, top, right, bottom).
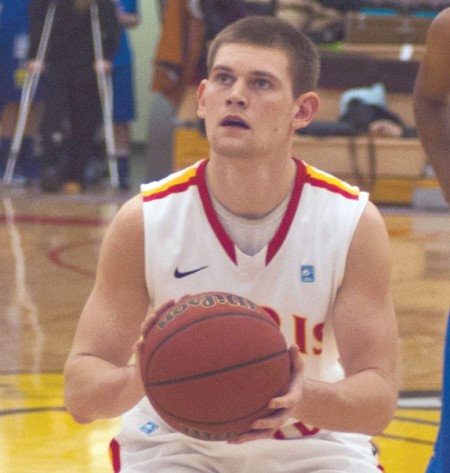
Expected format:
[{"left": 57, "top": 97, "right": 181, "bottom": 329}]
[
  {"left": 0, "top": 0, "right": 41, "bottom": 183},
  {"left": 112, "top": 0, "right": 140, "bottom": 190}
]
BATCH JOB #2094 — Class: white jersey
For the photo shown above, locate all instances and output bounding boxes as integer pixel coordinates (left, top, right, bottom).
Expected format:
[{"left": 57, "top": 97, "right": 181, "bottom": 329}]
[
  {"left": 140, "top": 157, "right": 367, "bottom": 435},
  {"left": 111, "top": 159, "right": 379, "bottom": 473}
]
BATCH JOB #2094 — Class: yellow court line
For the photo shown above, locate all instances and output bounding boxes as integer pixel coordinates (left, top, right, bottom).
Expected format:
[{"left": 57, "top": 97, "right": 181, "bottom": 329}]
[{"left": 0, "top": 374, "right": 440, "bottom": 473}]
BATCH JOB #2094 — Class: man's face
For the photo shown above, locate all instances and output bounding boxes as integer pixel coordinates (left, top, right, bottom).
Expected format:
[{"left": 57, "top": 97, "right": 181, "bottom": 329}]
[{"left": 197, "top": 44, "right": 303, "bottom": 160}]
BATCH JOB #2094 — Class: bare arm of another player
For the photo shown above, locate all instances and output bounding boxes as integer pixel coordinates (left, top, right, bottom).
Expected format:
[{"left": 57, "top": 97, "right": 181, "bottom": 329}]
[
  {"left": 64, "top": 195, "right": 150, "bottom": 423},
  {"left": 236, "top": 202, "right": 398, "bottom": 441},
  {"left": 413, "top": 8, "right": 450, "bottom": 203}
]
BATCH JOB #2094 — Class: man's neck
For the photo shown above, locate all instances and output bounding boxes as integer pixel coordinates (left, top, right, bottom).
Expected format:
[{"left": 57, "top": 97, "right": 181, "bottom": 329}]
[{"left": 205, "top": 156, "right": 297, "bottom": 219}]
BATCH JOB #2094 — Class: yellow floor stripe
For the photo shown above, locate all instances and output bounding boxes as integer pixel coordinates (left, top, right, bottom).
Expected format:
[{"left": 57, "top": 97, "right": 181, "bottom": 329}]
[
  {"left": 0, "top": 374, "right": 440, "bottom": 473},
  {"left": 375, "top": 408, "right": 439, "bottom": 472}
]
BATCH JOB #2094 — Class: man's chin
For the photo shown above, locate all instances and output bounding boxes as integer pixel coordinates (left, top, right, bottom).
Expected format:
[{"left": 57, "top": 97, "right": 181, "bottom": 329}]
[{"left": 211, "top": 143, "right": 254, "bottom": 159}]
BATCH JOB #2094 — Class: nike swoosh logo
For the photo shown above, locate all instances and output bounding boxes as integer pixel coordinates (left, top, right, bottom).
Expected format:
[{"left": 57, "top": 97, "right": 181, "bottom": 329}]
[{"left": 174, "top": 266, "right": 209, "bottom": 278}]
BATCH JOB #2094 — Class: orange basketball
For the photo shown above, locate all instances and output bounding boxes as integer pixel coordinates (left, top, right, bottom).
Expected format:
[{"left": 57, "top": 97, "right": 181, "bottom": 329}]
[{"left": 140, "top": 292, "right": 291, "bottom": 441}]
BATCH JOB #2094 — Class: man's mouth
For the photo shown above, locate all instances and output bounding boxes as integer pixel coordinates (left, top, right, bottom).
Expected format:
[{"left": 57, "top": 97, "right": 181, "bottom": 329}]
[{"left": 220, "top": 116, "right": 250, "bottom": 129}]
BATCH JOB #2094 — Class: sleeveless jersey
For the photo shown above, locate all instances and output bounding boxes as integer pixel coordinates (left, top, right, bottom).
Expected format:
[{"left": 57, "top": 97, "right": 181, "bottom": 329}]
[{"left": 140, "top": 157, "right": 369, "bottom": 439}]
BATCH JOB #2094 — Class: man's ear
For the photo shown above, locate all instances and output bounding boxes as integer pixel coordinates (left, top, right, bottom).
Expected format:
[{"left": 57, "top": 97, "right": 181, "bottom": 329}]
[
  {"left": 196, "top": 79, "right": 208, "bottom": 119},
  {"left": 292, "top": 91, "right": 320, "bottom": 131}
]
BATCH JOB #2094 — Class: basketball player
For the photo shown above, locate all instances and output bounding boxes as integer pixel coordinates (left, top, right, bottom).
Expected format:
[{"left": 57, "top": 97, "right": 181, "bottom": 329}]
[
  {"left": 413, "top": 7, "right": 450, "bottom": 473},
  {"left": 64, "top": 16, "right": 398, "bottom": 472}
]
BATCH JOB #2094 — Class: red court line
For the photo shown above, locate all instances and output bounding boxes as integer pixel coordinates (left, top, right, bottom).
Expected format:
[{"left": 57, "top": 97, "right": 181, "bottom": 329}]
[
  {"left": 48, "top": 239, "right": 100, "bottom": 278},
  {"left": 0, "top": 214, "right": 108, "bottom": 226},
  {"left": 1, "top": 213, "right": 108, "bottom": 276}
]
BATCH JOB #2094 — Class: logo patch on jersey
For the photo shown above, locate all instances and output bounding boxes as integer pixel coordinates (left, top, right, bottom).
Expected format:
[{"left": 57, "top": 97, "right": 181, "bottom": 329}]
[
  {"left": 174, "top": 266, "right": 208, "bottom": 278},
  {"left": 139, "top": 421, "right": 160, "bottom": 436},
  {"left": 300, "top": 265, "right": 315, "bottom": 283}
]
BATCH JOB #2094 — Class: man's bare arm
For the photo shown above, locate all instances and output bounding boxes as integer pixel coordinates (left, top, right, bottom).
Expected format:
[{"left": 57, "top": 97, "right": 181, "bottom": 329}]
[
  {"left": 64, "top": 195, "right": 149, "bottom": 423},
  {"left": 414, "top": 8, "right": 450, "bottom": 203}
]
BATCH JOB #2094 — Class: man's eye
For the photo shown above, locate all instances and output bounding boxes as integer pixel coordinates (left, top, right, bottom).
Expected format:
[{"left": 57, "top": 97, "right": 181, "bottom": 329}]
[
  {"left": 214, "top": 72, "right": 232, "bottom": 84},
  {"left": 253, "top": 78, "right": 271, "bottom": 89}
]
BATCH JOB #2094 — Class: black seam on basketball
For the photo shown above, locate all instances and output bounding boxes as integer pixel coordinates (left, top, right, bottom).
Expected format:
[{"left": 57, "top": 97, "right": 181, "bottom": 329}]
[
  {"left": 149, "top": 395, "right": 275, "bottom": 427},
  {"left": 145, "top": 349, "right": 288, "bottom": 387},
  {"left": 147, "top": 363, "right": 291, "bottom": 427},
  {"left": 144, "top": 311, "right": 282, "bottom": 378}
]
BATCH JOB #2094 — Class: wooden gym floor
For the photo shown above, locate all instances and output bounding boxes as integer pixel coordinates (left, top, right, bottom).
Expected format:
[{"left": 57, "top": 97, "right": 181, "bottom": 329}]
[{"left": 0, "top": 170, "right": 449, "bottom": 472}]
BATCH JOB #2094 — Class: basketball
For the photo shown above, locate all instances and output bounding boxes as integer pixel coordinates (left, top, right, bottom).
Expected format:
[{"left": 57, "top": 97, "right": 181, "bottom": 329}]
[{"left": 140, "top": 292, "right": 291, "bottom": 441}]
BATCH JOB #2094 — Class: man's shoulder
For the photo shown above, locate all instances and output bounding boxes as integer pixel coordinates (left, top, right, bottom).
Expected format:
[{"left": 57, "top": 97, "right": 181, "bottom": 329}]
[
  {"left": 141, "top": 161, "right": 205, "bottom": 203},
  {"left": 117, "top": 194, "right": 144, "bottom": 222},
  {"left": 299, "top": 159, "right": 364, "bottom": 202}
]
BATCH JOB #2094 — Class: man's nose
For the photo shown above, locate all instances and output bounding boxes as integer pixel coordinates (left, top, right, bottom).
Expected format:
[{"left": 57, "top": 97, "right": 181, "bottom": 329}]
[{"left": 226, "top": 81, "right": 247, "bottom": 107}]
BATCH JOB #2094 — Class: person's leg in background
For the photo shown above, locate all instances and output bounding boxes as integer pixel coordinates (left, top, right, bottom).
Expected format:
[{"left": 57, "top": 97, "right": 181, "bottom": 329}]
[
  {"left": 112, "top": 63, "right": 135, "bottom": 190},
  {"left": 39, "top": 71, "right": 69, "bottom": 192},
  {"left": 110, "top": 0, "right": 140, "bottom": 191},
  {"left": 64, "top": 75, "right": 101, "bottom": 192}
]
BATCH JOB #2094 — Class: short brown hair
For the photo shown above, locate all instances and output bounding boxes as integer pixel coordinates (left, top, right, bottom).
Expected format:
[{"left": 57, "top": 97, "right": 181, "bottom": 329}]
[{"left": 207, "top": 16, "right": 320, "bottom": 96}]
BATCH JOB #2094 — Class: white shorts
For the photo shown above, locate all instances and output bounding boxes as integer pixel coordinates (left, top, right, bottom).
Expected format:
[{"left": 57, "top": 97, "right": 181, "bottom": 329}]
[{"left": 111, "top": 399, "right": 382, "bottom": 473}]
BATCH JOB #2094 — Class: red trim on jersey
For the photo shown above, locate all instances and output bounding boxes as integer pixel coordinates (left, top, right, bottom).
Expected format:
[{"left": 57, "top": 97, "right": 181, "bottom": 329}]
[
  {"left": 197, "top": 159, "right": 307, "bottom": 267},
  {"left": 195, "top": 158, "right": 358, "bottom": 266},
  {"left": 306, "top": 176, "right": 359, "bottom": 200},
  {"left": 197, "top": 160, "right": 238, "bottom": 264},
  {"left": 109, "top": 438, "right": 121, "bottom": 473},
  {"left": 266, "top": 160, "right": 305, "bottom": 264},
  {"left": 300, "top": 160, "right": 359, "bottom": 200}
]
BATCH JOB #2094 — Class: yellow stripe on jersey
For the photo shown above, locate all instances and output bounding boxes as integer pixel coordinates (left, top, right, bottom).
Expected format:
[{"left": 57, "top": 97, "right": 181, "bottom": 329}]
[
  {"left": 141, "top": 163, "right": 201, "bottom": 202},
  {"left": 304, "top": 162, "right": 360, "bottom": 198}
]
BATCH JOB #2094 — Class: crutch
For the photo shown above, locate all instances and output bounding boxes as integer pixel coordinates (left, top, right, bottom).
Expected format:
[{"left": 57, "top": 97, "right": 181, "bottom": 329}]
[
  {"left": 3, "top": 0, "right": 56, "bottom": 186},
  {"left": 90, "top": 0, "right": 119, "bottom": 190}
]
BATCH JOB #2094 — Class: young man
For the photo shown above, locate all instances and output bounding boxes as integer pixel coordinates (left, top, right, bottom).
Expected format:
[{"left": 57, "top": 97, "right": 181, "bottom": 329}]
[
  {"left": 64, "top": 16, "right": 398, "bottom": 472},
  {"left": 413, "top": 8, "right": 450, "bottom": 473}
]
